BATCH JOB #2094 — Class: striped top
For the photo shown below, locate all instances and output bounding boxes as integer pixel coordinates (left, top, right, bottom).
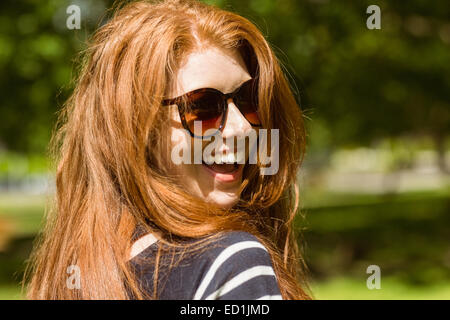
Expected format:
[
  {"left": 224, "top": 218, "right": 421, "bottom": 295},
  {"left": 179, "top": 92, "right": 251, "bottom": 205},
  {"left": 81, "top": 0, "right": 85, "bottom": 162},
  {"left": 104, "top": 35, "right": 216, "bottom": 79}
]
[{"left": 128, "top": 231, "right": 283, "bottom": 300}]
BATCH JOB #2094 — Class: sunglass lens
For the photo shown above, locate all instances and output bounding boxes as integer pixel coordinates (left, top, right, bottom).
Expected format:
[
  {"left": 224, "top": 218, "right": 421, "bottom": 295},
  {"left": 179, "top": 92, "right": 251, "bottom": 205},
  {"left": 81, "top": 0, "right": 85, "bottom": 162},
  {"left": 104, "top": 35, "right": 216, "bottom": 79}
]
[
  {"left": 235, "top": 81, "right": 261, "bottom": 126},
  {"left": 183, "top": 91, "right": 223, "bottom": 136}
]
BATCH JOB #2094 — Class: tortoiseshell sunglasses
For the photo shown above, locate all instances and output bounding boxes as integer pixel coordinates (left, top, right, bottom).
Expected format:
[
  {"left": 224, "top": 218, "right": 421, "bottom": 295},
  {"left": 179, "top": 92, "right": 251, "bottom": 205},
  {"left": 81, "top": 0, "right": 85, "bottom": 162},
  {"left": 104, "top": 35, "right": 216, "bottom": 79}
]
[{"left": 162, "top": 78, "right": 261, "bottom": 139}]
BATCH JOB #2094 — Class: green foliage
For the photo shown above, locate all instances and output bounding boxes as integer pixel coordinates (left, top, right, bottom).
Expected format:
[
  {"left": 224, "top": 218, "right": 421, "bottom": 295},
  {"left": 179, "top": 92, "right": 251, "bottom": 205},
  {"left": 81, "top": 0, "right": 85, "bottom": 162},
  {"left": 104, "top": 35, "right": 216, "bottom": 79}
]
[
  {"left": 0, "top": 0, "right": 106, "bottom": 152},
  {"left": 1, "top": 0, "right": 449, "bottom": 153},
  {"left": 0, "top": 151, "right": 49, "bottom": 179}
]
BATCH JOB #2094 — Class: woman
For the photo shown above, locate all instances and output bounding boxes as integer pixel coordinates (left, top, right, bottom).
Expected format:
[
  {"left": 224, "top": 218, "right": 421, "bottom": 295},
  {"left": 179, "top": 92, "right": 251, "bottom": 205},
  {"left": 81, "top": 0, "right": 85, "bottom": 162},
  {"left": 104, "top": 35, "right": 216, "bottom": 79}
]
[{"left": 24, "top": 0, "right": 311, "bottom": 300}]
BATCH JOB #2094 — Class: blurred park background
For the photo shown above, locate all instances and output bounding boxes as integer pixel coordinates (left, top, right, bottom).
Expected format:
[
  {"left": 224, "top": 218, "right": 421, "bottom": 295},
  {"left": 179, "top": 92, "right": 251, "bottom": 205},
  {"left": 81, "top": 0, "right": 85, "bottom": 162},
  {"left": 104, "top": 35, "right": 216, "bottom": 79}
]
[{"left": 0, "top": 0, "right": 449, "bottom": 299}]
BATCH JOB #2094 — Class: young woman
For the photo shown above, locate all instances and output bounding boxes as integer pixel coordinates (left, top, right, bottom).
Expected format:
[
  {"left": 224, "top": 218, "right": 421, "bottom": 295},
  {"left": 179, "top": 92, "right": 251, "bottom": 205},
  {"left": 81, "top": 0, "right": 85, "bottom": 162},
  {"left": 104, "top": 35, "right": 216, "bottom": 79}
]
[{"left": 24, "top": 0, "right": 311, "bottom": 300}]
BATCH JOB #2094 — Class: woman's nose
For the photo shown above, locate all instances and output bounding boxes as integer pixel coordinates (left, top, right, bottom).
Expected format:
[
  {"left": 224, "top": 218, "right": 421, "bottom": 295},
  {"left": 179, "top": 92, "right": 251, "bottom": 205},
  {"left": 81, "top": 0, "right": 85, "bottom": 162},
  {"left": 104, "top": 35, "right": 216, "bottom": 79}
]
[{"left": 221, "top": 98, "right": 252, "bottom": 139}]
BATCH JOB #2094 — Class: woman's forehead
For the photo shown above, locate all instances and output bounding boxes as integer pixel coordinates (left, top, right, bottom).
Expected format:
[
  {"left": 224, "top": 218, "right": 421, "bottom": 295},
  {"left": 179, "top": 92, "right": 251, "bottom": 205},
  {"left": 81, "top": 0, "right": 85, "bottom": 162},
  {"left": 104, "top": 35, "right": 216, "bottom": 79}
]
[{"left": 169, "top": 46, "right": 252, "bottom": 98}]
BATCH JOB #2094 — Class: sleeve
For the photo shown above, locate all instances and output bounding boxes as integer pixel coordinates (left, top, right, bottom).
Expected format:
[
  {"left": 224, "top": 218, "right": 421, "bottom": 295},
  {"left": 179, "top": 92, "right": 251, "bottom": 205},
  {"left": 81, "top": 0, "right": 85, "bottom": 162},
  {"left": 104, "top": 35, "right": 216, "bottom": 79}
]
[{"left": 192, "top": 231, "right": 283, "bottom": 300}]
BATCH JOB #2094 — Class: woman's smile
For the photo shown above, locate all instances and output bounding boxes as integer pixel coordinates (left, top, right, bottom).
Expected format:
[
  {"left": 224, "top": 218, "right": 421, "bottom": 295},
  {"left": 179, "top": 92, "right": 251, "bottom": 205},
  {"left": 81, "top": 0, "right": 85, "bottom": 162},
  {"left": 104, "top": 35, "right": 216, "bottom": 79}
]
[{"left": 201, "top": 161, "right": 244, "bottom": 183}]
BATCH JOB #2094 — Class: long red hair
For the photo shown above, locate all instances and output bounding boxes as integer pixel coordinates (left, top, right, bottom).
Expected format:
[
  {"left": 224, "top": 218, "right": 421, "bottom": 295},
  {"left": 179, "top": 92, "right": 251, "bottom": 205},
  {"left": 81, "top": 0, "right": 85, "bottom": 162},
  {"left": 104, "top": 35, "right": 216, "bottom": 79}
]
[{"left": 24, "top": 0, "right": 311, "bottom": 299}]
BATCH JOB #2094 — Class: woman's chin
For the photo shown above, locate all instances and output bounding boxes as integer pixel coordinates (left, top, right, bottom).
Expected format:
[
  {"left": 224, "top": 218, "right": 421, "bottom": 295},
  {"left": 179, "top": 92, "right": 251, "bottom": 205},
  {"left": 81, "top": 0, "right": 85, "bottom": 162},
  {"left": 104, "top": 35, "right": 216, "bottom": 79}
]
[{"left": 205, "top": 190, "right": 240, "bottom": 209}]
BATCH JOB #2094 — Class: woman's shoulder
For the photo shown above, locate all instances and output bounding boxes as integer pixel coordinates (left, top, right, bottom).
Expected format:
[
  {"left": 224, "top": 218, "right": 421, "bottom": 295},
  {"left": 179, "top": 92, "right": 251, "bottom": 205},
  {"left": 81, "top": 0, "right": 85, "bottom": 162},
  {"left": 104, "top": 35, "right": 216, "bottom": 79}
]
[
  {"left": 164, "top": 231, "right": 272, "bottom": 267},
  {"left": 199, "top": 230, "right": 266, "bottom": 252},
  {"left": 197, "top": 231, "right": 273, "bottom": 268},
  {"left": 189, "top": 231, "right": 281, "bottom": 300},
  {"left": 129, "top": 230, "right": 266, "bottom": 261},
  {"left": 213, "top": 230, "right": 264, "bottom": 246},
  {"left": 130, "top": 231, "right": 282, "bottom": 300}
]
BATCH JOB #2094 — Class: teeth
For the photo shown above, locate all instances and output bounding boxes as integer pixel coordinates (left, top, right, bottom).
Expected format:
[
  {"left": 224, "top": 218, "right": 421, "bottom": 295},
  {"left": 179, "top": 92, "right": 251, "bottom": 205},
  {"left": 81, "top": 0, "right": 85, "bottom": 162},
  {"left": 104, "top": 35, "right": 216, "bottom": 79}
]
[{"left": 203, "top": 150, "right": 246, "bottom": 165}]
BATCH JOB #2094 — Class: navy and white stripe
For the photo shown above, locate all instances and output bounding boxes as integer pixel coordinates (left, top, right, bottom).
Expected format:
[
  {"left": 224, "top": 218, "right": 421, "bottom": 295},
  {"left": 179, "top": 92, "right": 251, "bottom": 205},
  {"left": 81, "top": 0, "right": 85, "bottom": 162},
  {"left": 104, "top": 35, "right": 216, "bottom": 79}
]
[{"left": 129, "top": 231, "right": 282, "bottom": 300}]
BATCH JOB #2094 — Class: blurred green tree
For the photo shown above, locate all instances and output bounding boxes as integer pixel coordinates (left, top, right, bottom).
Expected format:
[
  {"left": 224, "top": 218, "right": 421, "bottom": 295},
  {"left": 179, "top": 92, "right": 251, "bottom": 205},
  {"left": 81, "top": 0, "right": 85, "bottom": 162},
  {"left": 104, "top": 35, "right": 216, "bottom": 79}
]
[
  {"left": 0, "top": 0, "right": 106, "bottom": 153},
  {"left": 215, "top": 0, "right": 450, "bottom": 170},
  {"left": 0, "top": 0, "right": 449, "bottom": 170}
]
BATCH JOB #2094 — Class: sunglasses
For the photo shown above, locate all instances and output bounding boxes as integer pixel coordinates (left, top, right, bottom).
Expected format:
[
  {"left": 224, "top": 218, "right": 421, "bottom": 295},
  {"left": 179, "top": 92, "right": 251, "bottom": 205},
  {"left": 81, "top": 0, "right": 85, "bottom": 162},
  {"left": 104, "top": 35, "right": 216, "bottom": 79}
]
[{"left": 162, "top": 78, "right": 261, "bottom": 139}]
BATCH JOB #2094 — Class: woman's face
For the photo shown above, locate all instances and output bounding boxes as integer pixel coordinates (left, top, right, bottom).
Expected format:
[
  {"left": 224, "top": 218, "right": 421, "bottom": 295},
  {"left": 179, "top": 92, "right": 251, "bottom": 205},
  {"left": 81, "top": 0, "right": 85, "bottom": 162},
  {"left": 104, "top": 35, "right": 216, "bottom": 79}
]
[{"left": 164, "top": 46, "right": 254, "bottom": 209}]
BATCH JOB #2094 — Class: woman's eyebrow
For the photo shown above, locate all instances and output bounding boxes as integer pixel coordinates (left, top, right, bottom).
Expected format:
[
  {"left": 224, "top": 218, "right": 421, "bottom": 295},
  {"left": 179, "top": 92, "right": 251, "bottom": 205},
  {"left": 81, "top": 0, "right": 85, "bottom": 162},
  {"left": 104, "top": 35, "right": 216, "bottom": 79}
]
[
  {"left": 228, "top": 78, "right": 253, "bottom": 94},
  {"left": 167, "top": 77, "right": 253, "bottom": 100},
  {"left": 191, "top": 79, "right": 249, "bottom": 94}
]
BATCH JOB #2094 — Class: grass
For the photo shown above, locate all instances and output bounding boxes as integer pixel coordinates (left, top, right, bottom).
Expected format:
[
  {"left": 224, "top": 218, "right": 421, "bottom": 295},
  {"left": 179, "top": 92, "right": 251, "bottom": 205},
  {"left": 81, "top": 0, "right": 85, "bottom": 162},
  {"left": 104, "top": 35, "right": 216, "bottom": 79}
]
[
  {"left": 311, "top": 276, "right": 450, "bottom": 300},
  {"left": 0, "top": 285, "right": 24, "bottom": 300},
  {"left": 299, "top": 188, "right": 450, "bottom": 288}
]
